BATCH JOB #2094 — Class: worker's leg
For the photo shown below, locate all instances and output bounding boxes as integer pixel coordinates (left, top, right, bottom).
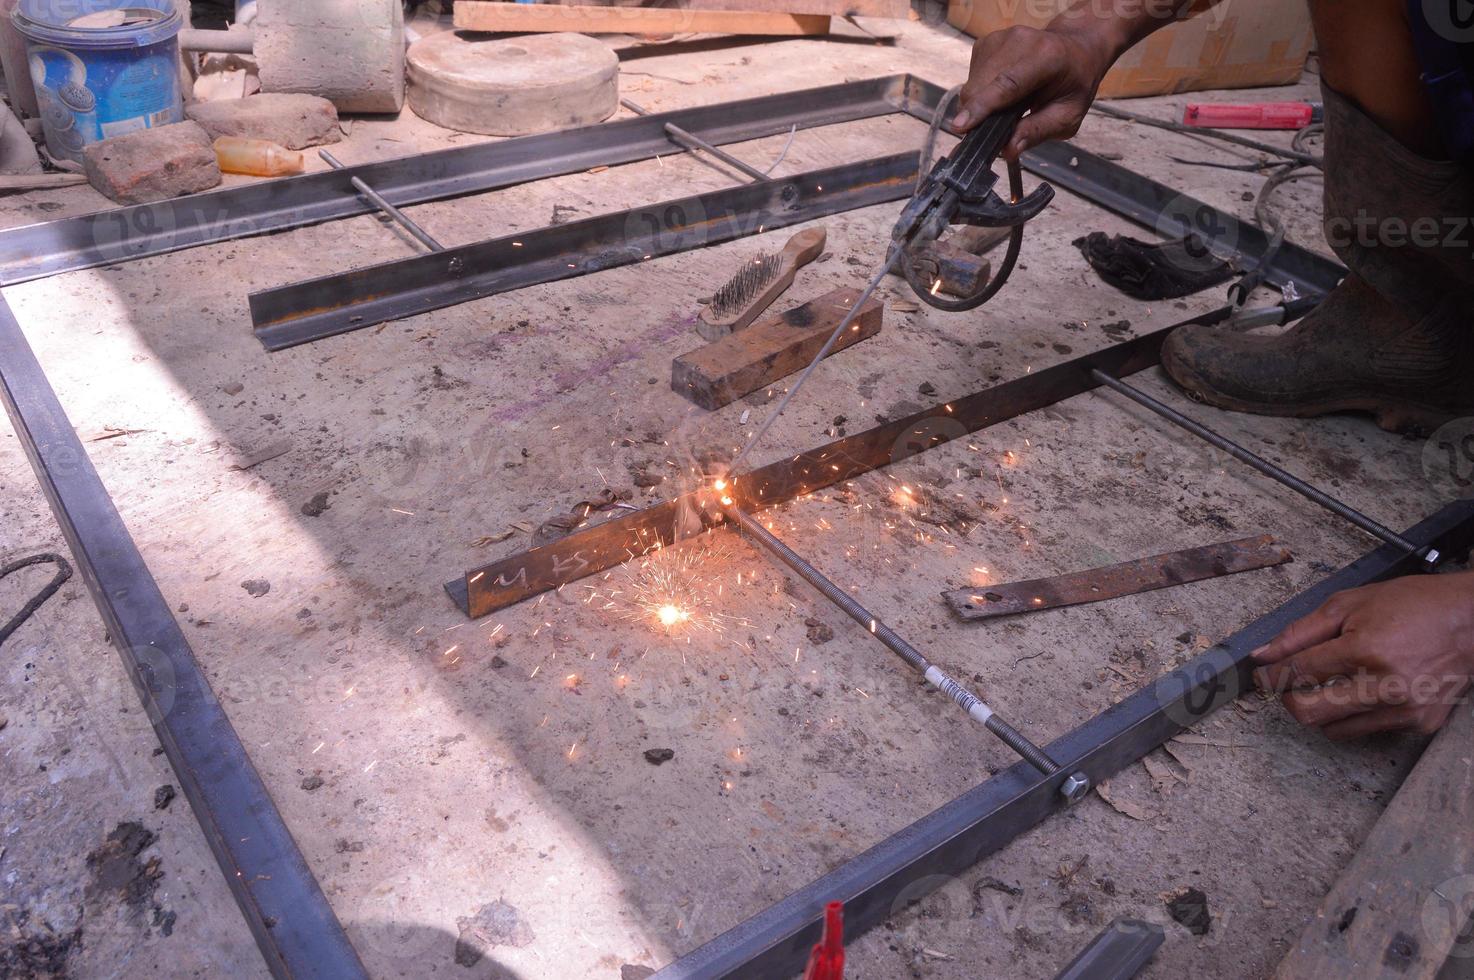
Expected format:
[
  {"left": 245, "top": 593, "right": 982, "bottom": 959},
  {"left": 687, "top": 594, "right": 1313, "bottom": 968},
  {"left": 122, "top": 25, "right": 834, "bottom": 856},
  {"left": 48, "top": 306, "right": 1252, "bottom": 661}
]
[{"left": 1160, "top": 0, "right": 1474, "bottom": 433}]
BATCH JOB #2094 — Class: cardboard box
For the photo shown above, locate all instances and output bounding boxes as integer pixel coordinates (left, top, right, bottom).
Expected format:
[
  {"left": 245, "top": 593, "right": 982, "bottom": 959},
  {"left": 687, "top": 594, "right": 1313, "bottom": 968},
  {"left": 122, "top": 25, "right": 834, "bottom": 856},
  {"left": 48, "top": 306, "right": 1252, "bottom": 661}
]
[{"left": 946, "top": 0, "right": 1313, "bottom": 98}]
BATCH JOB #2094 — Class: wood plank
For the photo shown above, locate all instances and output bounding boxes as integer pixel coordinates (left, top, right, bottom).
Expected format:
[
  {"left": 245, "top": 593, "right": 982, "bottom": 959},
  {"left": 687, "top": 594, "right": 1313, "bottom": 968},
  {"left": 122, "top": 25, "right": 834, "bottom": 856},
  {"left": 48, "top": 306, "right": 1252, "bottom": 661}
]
[
  {"left": 675, "top": 0, "right": 907, "bottom": 18},
  {"left": 1275, "top": 700, "right": 1474, "bottom": 979},
  {"left": 454, "top": 2, "right": 831, "bottom": 36},
  {"left": 674, "top": 286, "right": 881, "bottom": 410}
]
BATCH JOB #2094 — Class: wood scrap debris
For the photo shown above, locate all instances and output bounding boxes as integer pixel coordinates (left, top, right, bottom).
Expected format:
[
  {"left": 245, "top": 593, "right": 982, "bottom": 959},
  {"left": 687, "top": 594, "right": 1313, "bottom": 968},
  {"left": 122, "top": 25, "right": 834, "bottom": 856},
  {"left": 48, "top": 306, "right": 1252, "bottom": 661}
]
[
  {"left": 532, "top": 487, "right": 633, "bottom": 546},
  {"left": 85, "top": 425, "right": 149, "bottom": 442},
  {"left": 1094, "top": 780, "right": 1156, "bottom": 822},
  {"left": 230, "top": 438, "right": 292, "bottom": 470}
]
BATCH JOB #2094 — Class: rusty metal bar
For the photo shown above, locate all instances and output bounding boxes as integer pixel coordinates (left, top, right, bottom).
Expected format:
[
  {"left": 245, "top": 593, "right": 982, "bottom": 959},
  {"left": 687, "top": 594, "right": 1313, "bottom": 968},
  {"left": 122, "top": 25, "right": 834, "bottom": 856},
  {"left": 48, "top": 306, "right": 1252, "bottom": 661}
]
[{"left": 943, "top": 534, "right": 1292, "bottom": 619}]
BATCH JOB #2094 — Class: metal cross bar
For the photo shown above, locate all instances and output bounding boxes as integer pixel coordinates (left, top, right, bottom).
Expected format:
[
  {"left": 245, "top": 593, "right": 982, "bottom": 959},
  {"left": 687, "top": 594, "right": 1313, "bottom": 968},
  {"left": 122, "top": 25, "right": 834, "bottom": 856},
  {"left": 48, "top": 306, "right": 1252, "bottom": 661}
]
[
  {"left": 319, "top": 149, "right": 445, "bottom": 252},
  {"left": 620, "top": 97, "right": 770, "bottom": 182},
  {"left": 1088, "top": 369, "right": 1440, "bottom": 567},
  {"left": 725, "top": 503, "right": 1078, "bottom": 789}
]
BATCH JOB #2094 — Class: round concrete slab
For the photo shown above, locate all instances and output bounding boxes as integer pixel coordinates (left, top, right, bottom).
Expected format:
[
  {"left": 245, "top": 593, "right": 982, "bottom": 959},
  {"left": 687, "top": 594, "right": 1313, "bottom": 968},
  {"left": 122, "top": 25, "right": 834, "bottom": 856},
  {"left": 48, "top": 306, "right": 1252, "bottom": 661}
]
[{"left": 407, "top": 32, "right": 618, "bottom": 136}]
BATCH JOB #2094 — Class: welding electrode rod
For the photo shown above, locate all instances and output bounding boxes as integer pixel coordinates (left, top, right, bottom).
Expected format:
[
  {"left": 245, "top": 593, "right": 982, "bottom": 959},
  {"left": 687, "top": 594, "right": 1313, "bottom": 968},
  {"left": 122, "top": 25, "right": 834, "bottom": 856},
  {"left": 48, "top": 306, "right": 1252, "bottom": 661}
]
[
  {"left": 620, "top": 98, "right": 769, "bottom": 182},
  {"left": 319, "top": 149, "right": 445, "bottom": 253},
  {"left": 726, "top": 504, "right": 1061, "bottom": 775},
  {"left": 1089, "top": 369, "right": 1434, "bottom": 563},
  {"left": 729, "top": 249, "right": 905, "bottom": 475}
]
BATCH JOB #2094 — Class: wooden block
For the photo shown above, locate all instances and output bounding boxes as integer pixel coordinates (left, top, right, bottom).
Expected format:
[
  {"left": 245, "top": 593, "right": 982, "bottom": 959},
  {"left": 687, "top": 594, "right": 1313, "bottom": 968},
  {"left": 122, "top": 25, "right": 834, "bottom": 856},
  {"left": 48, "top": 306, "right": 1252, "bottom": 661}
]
[
  {"left": 672, "top": 286, "right": 881, "bottom": 411},
  {"left": 454, "top": 2, "right": 831, "bottom": 36},
  {"left": 1275, "top": 700, "right": 1474, "bottom": 979}
]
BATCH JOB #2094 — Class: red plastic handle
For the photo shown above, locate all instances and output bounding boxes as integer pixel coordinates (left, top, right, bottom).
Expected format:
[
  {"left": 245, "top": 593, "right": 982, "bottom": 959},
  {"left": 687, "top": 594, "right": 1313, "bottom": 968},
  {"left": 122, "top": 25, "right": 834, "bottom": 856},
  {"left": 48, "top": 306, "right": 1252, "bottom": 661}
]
[{"left": 1182, "top": 102, "right": 1316, "bottom": 130}]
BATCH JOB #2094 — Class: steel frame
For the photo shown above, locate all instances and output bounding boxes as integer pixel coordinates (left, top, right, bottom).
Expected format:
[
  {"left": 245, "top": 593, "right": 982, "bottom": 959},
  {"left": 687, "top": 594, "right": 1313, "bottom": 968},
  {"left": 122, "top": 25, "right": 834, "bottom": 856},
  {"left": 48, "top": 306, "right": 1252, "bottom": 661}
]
[
  {"left": 0, "top": 295, "right": 367, "bottom": 979},
  {"left": 650, "top": 500, "right": 1474, "bottom": 979},
  {"left": 247, "top": 78, "right": 1344, "bottom": 353},
  {"left": 0, "top": 73, "right": 1406, "bottom": 980}
]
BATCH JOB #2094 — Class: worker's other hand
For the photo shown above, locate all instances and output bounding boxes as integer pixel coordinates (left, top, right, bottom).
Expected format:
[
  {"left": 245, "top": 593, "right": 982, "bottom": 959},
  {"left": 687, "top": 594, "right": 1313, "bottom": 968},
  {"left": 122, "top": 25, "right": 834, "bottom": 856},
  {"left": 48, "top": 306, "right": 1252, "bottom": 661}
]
[
  {"left": 1251, "top": 572, "right": 1474, "bottom": 738},
  {"left": 952, "top": 25, "right": 1113, "bottom": 159}
]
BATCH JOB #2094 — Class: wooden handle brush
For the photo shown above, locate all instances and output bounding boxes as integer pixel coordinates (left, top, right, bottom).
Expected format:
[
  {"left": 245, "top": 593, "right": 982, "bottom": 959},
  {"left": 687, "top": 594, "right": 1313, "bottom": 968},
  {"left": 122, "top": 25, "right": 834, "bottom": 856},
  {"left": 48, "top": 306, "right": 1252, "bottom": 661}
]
[{"left": 697, "top": 227, "right": 826, "bottom": 341}]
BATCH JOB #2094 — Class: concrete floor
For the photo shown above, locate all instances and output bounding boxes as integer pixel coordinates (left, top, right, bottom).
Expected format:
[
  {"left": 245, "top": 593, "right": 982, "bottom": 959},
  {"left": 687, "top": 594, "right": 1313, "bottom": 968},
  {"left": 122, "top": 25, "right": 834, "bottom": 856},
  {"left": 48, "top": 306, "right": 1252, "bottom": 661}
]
[{"left": 1, "top": 11, "right": 1464, "bottom": 980}]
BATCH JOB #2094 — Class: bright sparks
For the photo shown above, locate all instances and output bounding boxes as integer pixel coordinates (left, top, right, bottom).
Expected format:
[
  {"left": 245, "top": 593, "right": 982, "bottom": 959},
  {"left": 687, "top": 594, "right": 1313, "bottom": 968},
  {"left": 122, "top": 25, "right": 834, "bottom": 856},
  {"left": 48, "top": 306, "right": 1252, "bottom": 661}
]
[
  {"left": 657, "top": 604, "right": 689, "bottom": 627},
  {"left": 586, "top": 539, "right": 746, "bottom": 639}
]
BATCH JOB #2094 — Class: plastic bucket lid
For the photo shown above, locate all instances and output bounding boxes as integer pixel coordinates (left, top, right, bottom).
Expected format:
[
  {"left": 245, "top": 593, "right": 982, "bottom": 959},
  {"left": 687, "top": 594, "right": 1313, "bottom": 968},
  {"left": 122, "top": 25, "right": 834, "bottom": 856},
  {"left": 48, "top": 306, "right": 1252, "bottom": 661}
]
[{"left": 12, "top": 0, "right": 181, "bottom": 49}]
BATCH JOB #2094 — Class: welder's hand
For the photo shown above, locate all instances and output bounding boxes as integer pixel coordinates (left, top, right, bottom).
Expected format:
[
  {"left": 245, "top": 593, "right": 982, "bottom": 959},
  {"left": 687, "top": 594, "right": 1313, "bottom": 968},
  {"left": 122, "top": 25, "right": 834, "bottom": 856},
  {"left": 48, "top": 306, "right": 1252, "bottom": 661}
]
[
  {"left": 952, "top": 25, "right": 1115, "bottom": 159},
  {"left": 1251, "top": 572, "right": 1474, "bottom": 739}
]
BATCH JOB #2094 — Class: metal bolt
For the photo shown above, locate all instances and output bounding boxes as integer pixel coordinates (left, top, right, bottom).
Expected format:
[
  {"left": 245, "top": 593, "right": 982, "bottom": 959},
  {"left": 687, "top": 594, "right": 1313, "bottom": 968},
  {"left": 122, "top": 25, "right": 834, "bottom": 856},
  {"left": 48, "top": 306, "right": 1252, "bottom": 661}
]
[
  {"left": 1424, "top": 548, "right": 1442, "bottom": 570},
  {"left": 1059, "top": 772, "right": 1090, "bottom": 804}
]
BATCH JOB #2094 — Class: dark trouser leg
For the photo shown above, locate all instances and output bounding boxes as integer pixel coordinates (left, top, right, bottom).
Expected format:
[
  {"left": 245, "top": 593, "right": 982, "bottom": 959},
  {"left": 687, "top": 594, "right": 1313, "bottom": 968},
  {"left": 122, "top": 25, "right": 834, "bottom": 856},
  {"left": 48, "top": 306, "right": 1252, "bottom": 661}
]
[{"left": 1159, "top": 27, "right": 1474, "bottom": 432}]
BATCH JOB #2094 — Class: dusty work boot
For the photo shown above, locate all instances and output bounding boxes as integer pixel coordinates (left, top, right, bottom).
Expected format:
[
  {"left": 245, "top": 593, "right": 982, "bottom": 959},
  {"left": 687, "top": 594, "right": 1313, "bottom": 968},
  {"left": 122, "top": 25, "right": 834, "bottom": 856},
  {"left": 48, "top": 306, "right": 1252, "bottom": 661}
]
[{"left": 1162, "top": 83, "right": 1474, "bottom": 433}]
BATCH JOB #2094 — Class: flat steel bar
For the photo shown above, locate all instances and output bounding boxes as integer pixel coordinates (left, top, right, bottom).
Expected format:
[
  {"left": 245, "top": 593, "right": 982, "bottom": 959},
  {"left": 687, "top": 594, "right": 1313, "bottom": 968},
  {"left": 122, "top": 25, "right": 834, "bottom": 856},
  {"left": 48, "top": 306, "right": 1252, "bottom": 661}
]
[
  {"left": 942, "top": 534, "right": 1292, "bottom": 619},
  {"left": 319, "top": 149, "right": 445, "bottom": 252},
  {"left": 621, "top": 97, "right": 769, "bottom": 181},
  {"left": 0, "top": 295, "right": 366, "bottom": 979},
  {"left": 652, "top": 499, "right": 1474, "bottom": 979},
  {"left": 250, "top": 153, "right": 920, "bottom": 350},
  {"left": 448, "top": 306, "right": 1235, "bottom": 618},
  {"left": 727, "top": 504, "right": 1063, "bottom": 776},
  {"left": 0, "top": 75, "right": 924, "bottom": 286},
  {"left": 1089, "top": 368, "right": 1438, "bottom": 566}
]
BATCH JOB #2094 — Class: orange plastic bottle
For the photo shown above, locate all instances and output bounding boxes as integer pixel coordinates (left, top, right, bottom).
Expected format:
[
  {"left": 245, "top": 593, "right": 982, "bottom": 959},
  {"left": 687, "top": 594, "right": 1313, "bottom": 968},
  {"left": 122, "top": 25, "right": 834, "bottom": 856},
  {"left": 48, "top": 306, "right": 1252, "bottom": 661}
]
[{"left": 214, "top": 137, "right": 305, "bottom": 177}]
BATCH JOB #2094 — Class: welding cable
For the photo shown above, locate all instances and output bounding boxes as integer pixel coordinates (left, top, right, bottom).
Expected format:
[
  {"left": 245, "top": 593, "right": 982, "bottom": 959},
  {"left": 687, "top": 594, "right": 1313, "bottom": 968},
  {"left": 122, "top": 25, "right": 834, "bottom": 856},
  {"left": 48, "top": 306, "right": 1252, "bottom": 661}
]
[
  {"left": 1227, "top": 124, "right": 1324, "bottom": 306},
  {"left": 724, "top": 503, "right": 1061, "bottom": 775},
  {"left": 903, "top": 86, "right": 1029, "bottom": 312},
  {"left": 1, "top": 552, "right": 73, "bottom": 646}
]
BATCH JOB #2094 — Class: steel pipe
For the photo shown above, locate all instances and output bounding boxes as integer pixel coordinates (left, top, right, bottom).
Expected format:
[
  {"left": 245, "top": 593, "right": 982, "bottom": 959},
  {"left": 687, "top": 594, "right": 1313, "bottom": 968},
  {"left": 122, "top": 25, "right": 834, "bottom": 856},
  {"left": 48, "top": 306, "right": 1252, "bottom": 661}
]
[
  {"left": 725, "top": 502, "right": 1064, "bottom": 778},
  {"left": 1089, "top": 369, "right": 1439, "bottom": 567}
]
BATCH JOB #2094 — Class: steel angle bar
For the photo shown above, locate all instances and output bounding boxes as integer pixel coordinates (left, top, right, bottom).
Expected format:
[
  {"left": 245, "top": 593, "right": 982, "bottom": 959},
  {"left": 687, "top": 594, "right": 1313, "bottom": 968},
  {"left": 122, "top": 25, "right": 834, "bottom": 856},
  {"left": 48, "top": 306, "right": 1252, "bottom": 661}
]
[
  {"left": 249, "top": 153, "right": 920, "bottom": 351},
  {"left": 447, "top": 306, "right": 1237, "bottom": 618},
  {"left": 652, "top": 498, "right": 1474, "bottom": 979},
  {"left": 0, "top": 75, "right": 927, "bottom": 286},
  {"left": 0, "top": 295, "right": 367, "bottom": 980}
]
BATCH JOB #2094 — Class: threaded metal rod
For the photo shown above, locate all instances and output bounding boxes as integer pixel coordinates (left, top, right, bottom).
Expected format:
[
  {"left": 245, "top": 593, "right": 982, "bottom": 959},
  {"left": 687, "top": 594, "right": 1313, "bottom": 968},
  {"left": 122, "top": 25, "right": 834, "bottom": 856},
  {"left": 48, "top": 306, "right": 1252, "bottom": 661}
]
[
  {"left": 620, "top": 98, "right": 769, "bottom": 182},
  {"left": 320, "top": 150, "right": 445, "bottom": 253},
  {"left": 1090, "top": 369, "right": 1439, "bottom": 568},
  {"left": 726, "top": 504, "right": 1060, "bottom": 775}
]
